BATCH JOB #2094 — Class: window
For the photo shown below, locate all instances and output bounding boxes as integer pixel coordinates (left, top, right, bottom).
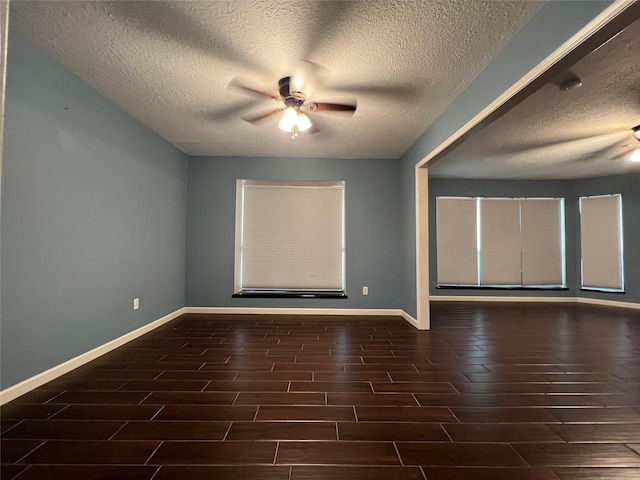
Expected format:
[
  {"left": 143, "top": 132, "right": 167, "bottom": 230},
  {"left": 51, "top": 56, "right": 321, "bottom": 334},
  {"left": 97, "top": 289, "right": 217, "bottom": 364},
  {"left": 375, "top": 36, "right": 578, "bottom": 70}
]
[
  {"left": 519, "top": 199, "right": 566, "bottom": 286},
  {"left": 436, "top": 196, "right": 565, "bottom": 288},
  {"left": 435, "top": 197, "right": 478, "bottom": 285},
  {"left": 234, "top": 180, "right": 346, "bottom": 297},
  {"left": 579, "top": 194, "right": 624, "bottom": 292},
  {"left": 479, "top": 198, "right": 522, "bottom": 286}
]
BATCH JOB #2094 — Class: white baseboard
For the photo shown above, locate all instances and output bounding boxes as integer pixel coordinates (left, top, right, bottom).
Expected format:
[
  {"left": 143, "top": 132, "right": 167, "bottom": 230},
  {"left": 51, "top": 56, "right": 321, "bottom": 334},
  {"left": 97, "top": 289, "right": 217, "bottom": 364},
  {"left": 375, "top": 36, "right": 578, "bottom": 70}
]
[
  {"left": 184, "top": 307, "right": 403, "bottom": 316},
  {"left": 0, "top": 307, "right": 186, "bottom": 406},
  {"left": 184, "top": 306, "right": 418, "bottom": 324},
  {"left": 184, "top": 307, "right": 419, "bottom": 328},
  {"left": 429, "top": 296, "right": 575, "bottom": 303},
  {"left": 399, "top": 310, "right": 419, "bottom": 328},
  {"left": 430, "top": 295, "right": 640, "bottom": 310},
  {"left": 576, "top": 297, "right": 640, "bottom": 310}
]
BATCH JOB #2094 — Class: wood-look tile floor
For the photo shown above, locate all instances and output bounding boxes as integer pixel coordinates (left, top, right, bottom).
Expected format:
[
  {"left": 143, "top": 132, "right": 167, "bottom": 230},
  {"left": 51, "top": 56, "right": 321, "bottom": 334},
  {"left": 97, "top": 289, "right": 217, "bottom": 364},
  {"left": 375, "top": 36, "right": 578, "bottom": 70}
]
[{"left": 2, "top": 302, "right": 640, "bottom": 479}]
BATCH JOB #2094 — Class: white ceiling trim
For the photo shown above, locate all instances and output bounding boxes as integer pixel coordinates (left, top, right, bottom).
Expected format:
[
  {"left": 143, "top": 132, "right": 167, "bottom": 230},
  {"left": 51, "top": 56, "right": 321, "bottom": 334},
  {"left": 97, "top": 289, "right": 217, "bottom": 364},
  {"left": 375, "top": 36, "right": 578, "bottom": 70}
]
[{"left": 416, "top": 0, "right": 635, "bottom": 171}]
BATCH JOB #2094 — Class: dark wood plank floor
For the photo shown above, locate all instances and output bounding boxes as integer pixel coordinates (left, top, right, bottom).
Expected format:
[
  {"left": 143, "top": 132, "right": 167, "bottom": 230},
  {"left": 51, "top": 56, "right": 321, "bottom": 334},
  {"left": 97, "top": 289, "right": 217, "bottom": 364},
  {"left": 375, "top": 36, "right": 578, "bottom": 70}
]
[{"left": 2, "top": 302, "right": 640, "bottom": 479}]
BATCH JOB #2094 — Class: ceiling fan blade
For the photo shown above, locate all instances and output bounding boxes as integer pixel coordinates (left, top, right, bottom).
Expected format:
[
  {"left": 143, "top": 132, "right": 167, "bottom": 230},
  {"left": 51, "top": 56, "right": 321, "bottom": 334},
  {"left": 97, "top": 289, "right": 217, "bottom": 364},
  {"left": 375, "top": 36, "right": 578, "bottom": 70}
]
[
  {"left": 495, "top": 130, "right": 631, "bottom": 156},
  {"left": 242, "top": 108, "right": 284, "bottom": 124},
  {"left": 229, "top": 78, "right": 280, "bottom": 100},
  {"left": 301, "top": 1, "right": 356, "bottom": 58},
  {"left": 335, "top": 82, "right": 424, "bottom": 100},
  {"left": 311, "top": 102, "right": 357, "bottom": 113},
  {"left": 290, "top": 60, "right": 327, "bottom": 96},
  {"left": 101, "top": 2, "right": 266, "bottom": 73},
  {"left": 205, "top": 99, "right": 260, "bottom": 121}
]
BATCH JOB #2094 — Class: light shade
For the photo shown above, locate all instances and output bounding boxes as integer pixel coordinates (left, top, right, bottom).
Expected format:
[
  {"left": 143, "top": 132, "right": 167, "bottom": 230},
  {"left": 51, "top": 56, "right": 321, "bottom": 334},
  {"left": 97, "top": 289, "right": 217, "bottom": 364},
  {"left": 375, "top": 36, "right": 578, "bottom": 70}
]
[
  {"left": 278, "top": 107, "right": 313, "bottom": 136},
  {"left": 297, "top": 112, "right": 312, "bottom": 131},
  {"left": 630, "top": 147, "right": 640, "bottom": 162},
  {"left": 278, "top": 107, "right": 298, "bottom": 131}
]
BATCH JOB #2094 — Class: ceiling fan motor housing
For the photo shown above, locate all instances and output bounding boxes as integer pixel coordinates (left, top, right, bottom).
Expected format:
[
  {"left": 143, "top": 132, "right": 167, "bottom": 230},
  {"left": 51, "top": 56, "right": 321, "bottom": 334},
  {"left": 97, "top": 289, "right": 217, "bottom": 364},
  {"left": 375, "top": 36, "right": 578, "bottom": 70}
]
[{"left": 278, "top": 76, "right": 305, "bottom": 108}]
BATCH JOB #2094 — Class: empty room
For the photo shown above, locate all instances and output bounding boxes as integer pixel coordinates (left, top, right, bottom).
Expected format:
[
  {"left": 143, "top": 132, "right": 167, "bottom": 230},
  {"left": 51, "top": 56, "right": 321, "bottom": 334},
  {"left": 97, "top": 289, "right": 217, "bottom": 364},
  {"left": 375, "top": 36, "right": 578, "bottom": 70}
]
[{"left": 1, "top": 1, "right": 639, "bottom": 479}]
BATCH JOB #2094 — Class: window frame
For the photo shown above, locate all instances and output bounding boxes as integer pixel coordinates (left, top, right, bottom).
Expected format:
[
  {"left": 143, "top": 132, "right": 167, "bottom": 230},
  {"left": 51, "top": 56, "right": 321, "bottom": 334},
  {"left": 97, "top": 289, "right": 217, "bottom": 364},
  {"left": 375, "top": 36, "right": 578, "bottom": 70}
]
[
  {"left": 435, "top": 196, "right": 567, "bottom": 289},
  {"left": 233, "top": 179, "right": 347, "bottom": 298},
  {"left": 579, "top": 193, "right": 624, "bottom": 293}
]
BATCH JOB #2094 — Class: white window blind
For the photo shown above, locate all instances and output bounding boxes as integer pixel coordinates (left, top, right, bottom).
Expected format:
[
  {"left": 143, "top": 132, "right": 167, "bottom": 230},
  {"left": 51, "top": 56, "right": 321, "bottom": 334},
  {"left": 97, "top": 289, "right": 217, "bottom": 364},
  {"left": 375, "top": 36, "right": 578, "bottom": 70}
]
[
  {"left": 520, "top": 199, "right": 564, "bottom": 286},
  {"left": 436, "top": 196, "right": 565, "bottom": 288},
  {"left": 436, "top": 197, "right": 478, "bottom": 285},
  {"left": 479, "top": 198, "right": 522, "bottom": 286},
  {"left": 580, "top": 194, "right": 624, "bottom": 291},
  {"left": 236, "top": 180, "right": 345, "bottom": 291}
]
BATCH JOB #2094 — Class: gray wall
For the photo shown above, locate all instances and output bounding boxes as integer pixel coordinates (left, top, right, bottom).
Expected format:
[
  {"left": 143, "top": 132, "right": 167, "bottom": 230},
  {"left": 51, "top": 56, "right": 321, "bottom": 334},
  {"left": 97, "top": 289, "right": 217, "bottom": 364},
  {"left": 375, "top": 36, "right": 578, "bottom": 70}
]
[
  {"left": 0, "top": 34, "right": 188, "bottom": 389},
  {"left": 185, "top": 156, "right": 404, "bottom": 310},
  {"left": 429, "top": 174, "right": 640, "bottom": 305},
  {"left": 575, "top": 173, "right": 640, "bottom": 305}
]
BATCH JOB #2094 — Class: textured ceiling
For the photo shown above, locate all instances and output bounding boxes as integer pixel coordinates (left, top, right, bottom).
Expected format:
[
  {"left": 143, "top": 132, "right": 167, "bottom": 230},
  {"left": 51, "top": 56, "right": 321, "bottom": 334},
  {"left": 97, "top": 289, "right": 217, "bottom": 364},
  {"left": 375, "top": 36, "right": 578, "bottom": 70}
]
[
  {"left": 9, "top": 0, "right": 543, "bottom": 159},
  {"left": 430, "top": 16, "right": 640, "bottom": 179}
]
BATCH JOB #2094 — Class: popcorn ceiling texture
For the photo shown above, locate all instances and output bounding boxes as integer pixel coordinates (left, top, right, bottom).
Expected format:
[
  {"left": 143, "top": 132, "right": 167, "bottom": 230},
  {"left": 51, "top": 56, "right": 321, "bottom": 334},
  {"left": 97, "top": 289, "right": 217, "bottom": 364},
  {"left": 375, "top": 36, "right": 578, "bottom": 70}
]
[
  {"left": 9, "top": 0, "right": 542, "bottom": 159},
  {"left": 430, "top": 17, "right": 640, "bottom": 179}
]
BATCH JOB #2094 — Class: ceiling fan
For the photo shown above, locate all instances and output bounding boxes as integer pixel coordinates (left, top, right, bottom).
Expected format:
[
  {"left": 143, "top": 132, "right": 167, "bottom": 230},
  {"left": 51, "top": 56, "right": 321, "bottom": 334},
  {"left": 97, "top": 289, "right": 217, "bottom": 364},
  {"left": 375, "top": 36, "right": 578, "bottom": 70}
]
[{"left": 229, "top": 75, "right": 357, "bottom": 139}]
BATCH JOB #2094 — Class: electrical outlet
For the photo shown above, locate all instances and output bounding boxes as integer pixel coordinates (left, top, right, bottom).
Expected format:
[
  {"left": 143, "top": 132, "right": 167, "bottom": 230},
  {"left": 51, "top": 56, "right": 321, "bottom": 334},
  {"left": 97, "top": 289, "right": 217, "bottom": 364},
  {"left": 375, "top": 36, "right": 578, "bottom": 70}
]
[
  {"left": 133, "top": 298, "right": 139, "bottom": 310},
  {"left": 362, "top": 286, "right": 368, "bottom": 295}
]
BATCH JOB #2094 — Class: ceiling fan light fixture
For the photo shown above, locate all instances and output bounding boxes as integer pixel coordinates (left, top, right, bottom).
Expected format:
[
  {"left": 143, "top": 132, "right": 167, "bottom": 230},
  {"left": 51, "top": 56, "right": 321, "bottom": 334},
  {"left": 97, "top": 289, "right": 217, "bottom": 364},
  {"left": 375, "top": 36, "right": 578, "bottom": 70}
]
[
  {"left": 234, "top": 74, "right": 353, "bottom": 137},
  {"left": 278, "top": 106, "right": 298, "bottom": 131},
  {"left": 297, "top": 112, "right": 312, "bottom": 132},
  {"left": 278, "top": 106, "right": 313, "bottom": 138}
]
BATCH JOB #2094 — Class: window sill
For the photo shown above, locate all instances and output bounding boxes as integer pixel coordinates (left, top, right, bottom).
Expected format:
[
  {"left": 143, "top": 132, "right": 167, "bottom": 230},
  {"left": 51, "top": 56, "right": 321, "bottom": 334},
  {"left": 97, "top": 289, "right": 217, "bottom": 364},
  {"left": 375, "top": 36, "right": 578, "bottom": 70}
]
[
  {"left": 580, "top": 288, "right": 625, "bottom": 294},
  {"left": 233, "top": 290, "right": 348, "bottom": 299}
]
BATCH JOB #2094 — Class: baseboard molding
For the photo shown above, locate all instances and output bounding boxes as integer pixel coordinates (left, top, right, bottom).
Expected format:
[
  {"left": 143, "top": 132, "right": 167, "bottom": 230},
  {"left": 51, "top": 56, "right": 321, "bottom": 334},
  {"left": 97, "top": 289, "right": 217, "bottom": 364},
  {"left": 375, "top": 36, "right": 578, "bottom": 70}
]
[
  {"left": 0, "top": 307, "right": 186, "bottom": 406},
  {"left": 184, "top": 307, "right": 400, "bottom": 316},
  {"left": 430, "top": 295, "right": 640, "bottom": 310},
  {"left": 399, "top": 310, "right": 419, "bottom": 329},
  {"left": 576, "top": 297, "right": 640, "bottom": 310},
  {"left": 184, "top": 306, "right": 399, "bottom": 316},
  {"left": 430, "top": 296, "right": 576, "bottom": 303},
  {"left": 184, "top": 307, "right": 419, "bottom": 328}
]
